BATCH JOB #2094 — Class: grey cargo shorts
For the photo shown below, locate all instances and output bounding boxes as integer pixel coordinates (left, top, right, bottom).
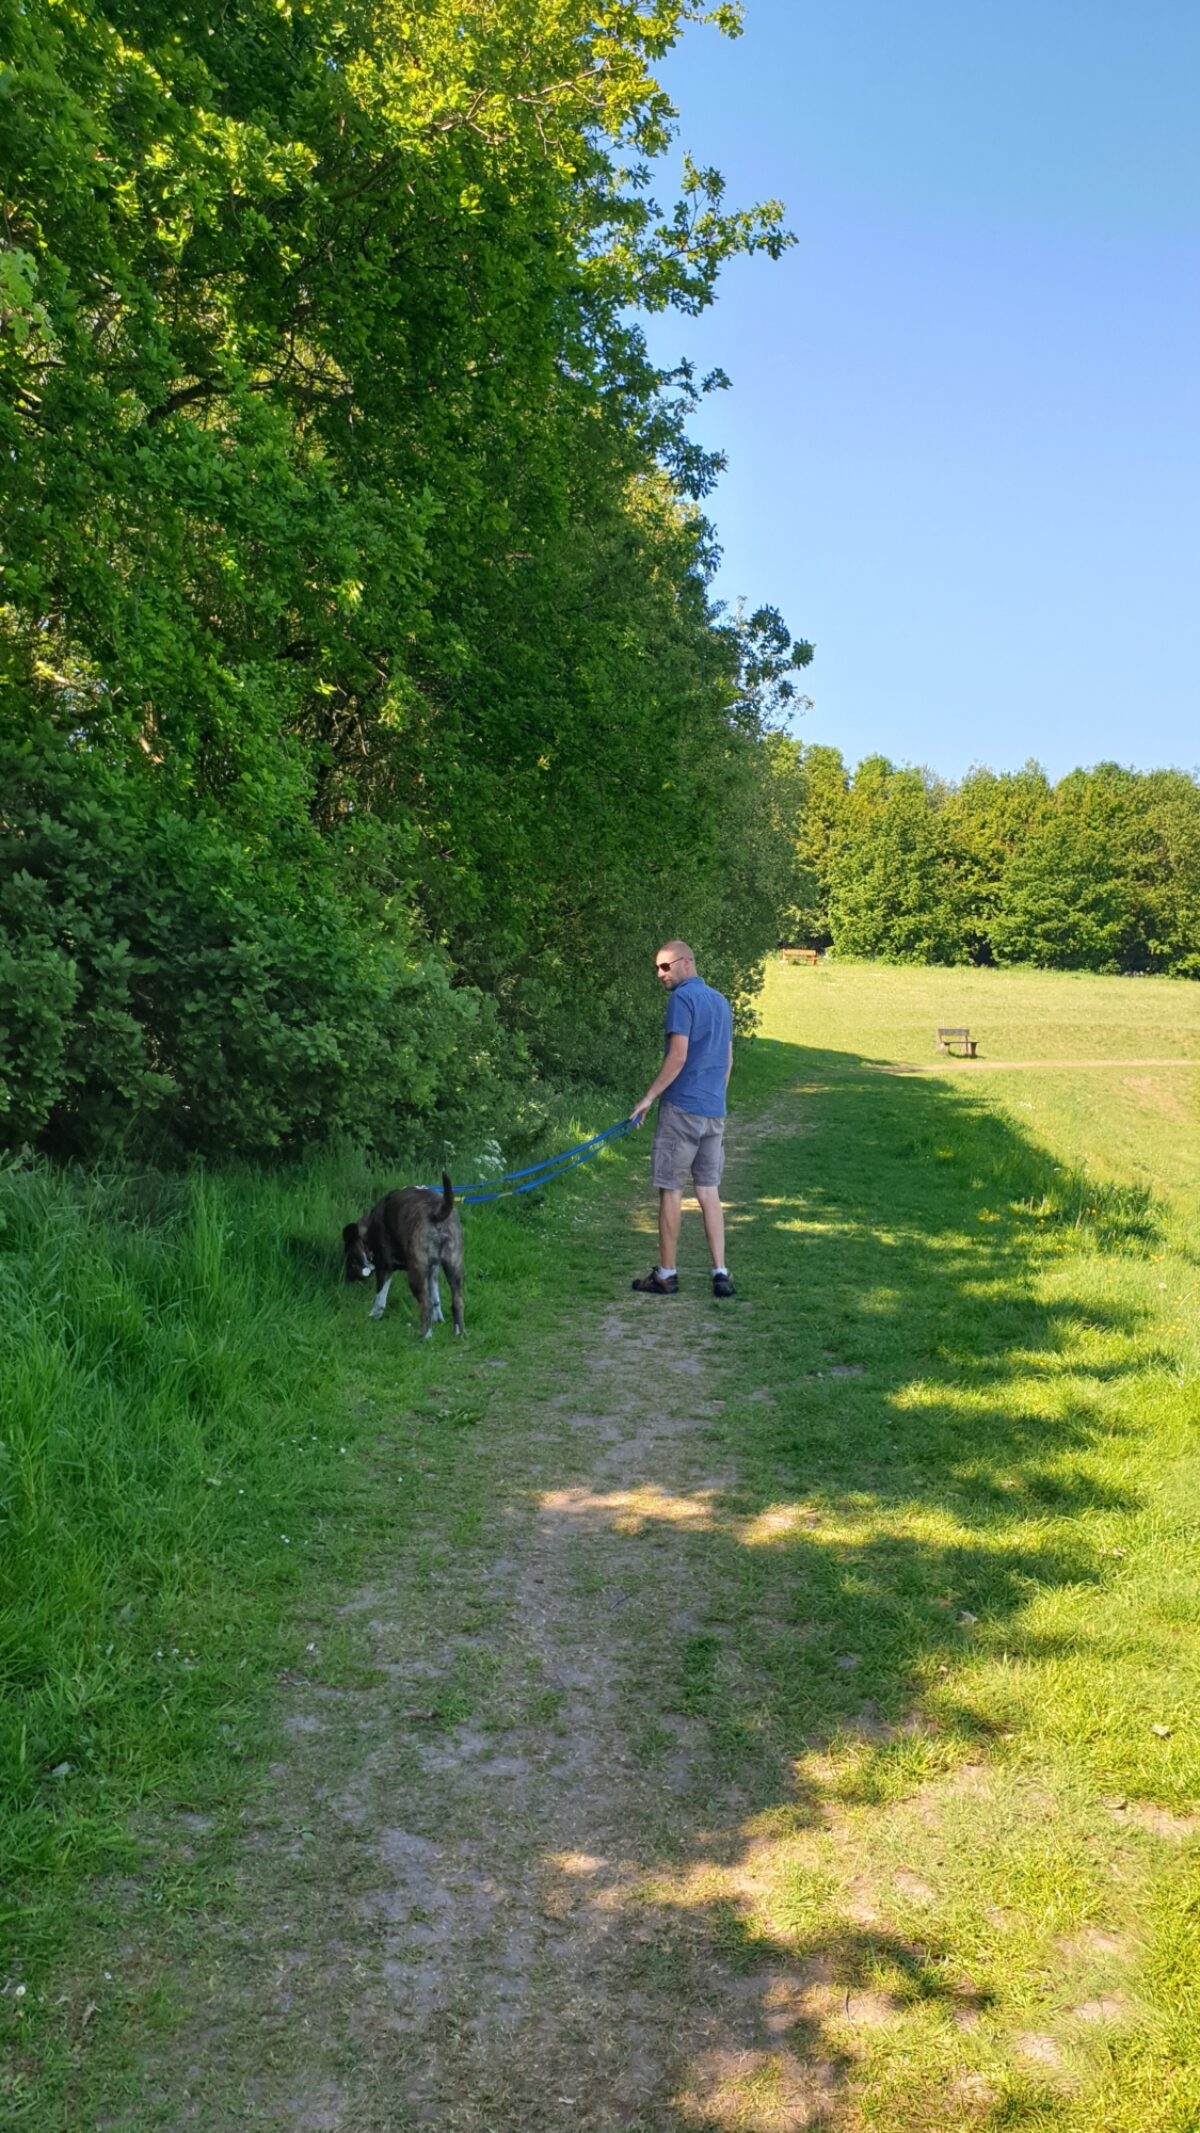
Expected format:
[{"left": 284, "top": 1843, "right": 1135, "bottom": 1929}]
[{"left": 652, "top": 1099, "right": 726, "bottom": 1191}]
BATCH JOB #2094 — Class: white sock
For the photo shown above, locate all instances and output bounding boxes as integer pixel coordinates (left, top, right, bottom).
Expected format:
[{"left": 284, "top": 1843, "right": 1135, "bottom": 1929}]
[
  {"left": 713, "top": 1265, "right": 729, "bottom": 1277},
  {"left": 657, "top": 1266, "right": 676, "bottom": 1280}
]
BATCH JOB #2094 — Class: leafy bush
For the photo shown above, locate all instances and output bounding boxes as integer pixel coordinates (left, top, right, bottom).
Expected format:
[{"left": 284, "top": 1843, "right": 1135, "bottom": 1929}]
[{"left": 0, "top": 730, "right": 505, "bottom": 1160}]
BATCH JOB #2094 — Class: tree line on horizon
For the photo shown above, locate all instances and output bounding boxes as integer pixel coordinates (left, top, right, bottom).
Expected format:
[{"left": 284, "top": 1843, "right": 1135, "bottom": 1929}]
[
  {"left": 0, "top": 0, "right": 811, "bottom": 1163},
  {"left": 782, "top": 748, "right": 1200, "bottom": 977}
]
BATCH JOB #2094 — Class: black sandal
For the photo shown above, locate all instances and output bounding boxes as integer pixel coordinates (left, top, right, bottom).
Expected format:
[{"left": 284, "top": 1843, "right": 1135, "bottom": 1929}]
[{"left": 630, "top": 1268, "right": 679, "bottom": 1294}]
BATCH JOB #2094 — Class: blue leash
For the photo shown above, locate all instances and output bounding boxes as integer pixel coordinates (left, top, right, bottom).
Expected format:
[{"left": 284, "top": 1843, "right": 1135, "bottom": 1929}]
[{"left": 440, "top": 1116, "right": 637, "bottom": 1206}]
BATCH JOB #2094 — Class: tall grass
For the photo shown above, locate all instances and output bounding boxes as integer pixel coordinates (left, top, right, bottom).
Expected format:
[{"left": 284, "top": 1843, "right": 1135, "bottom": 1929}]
[
  {"left": 0, "top": 1109, "right": 623, "bottom": 1986},
  {"left": 0, "top": 1150, "right": 382, "bottom": 1958}
]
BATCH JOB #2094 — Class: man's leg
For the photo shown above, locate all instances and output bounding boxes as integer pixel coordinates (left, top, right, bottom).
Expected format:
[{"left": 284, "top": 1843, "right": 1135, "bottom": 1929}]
[
  {"left": 694, "top": 1183, "right": 725, "bottom": 1271},
  {"left": 694, "top": 1121, "right": 734, "bottom": 1295},
  {"left": 633, "top": 1110, "right": 688, "bottom": 1292},
  {"left": 658, "top": 1188, "right": 682, "bottom": 1272}
]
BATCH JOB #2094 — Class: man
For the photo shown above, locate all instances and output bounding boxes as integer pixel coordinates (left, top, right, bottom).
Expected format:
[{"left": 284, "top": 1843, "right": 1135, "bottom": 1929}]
[{"left": 629, "top": 940, "right": 736, "bottom": 1299}]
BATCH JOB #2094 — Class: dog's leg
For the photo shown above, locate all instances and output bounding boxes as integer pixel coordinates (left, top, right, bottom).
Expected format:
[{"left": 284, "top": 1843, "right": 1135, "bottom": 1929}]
[
  {"left": 447, "top": 1263, "right": 465, "bottom": 1338},
  {"left": 369, "top": 1275, "right": 392, "bottom": 1320},
  {"left": 430, "top": 1271, "right": 444, "bottom": 1325},
  {"left": 417, "top": 1268, "right": 436, "bottom": 1340},
  {"left": 406, "top": 1262, "right": 435, "bottom": 1339}
]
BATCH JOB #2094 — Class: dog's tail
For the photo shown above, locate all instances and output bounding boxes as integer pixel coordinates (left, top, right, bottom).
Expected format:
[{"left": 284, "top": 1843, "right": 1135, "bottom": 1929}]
[{"left": 434, "top": 1171, "right": 454, "bottom": 1221}]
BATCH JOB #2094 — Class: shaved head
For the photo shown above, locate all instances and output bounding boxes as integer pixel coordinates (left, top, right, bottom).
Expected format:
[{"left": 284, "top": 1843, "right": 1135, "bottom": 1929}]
[
  {"left": 659, "top": 939, "right": 695, "bottom": 968},
  {"left": 654, "top": 939, "right": 696, "bottom": 991}
]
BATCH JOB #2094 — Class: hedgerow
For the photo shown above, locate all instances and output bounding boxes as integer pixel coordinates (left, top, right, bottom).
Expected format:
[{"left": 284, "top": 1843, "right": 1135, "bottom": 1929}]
[{"left": 0, "top": 0, "right": 810, "bottom": 1160}]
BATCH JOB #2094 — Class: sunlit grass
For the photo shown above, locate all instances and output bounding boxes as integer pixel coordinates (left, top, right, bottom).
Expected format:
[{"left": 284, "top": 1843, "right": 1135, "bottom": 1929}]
[
  {"left": 4, "top": 964, "right": 1199, "bottom": 2128},
  {"left": 673, "top": 960, "right": 1200, "bottom": 2126}
]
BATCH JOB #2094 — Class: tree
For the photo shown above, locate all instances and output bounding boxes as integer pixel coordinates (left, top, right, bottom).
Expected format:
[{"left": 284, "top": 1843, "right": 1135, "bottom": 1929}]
[
  {"left": 1, "top": 0, "right": 810, "bottom": 1154},
  {"left": 1137, "top": 770, "right": 1200, "bottom": 977},
  {"left": 827, "top": 760, "right": 967, "bottom": 964},
  {"left": 943, "top": 763, "right": 1053, "bottom": 962},
  {"left": 991, "top": 767, "right": 1149, "bottom": 972},
  {"left": 783, "top": 744, "right": 848, "bottom": 946}
]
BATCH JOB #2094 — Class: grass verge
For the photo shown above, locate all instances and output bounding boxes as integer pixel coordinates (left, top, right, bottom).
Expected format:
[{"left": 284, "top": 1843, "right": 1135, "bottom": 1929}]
[{"left": 0, "top": 1116, "right": 628, "bottom": 2077}]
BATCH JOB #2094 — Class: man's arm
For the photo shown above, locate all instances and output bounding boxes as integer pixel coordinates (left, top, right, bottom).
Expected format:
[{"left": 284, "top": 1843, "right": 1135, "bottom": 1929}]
[
  {"left": 725, "top": 1042, "right": 733, "bottom": 1088},
  {"left": 631, "top": 1033, "right": 688, "bottom": 1126}
]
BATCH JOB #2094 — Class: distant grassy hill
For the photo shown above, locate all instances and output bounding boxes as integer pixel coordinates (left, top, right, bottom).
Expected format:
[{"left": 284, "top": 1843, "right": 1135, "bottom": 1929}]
[{"left": 757, "top": 958, "right": 1200, "bottom": 1206}]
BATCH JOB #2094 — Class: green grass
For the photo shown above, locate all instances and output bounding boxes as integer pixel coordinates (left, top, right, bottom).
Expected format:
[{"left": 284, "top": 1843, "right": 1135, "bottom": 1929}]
[
  {"left": 673, "top": 961, "right": 1200, "bottom": 2127},
  {"left": 774, "top": 958, "right": 1200, "bottom": 1202},
  {"left": 3, "top": 962, "right": 1199, "bottom": 2129},
  {"left": 0, "top": 1127, "right": 619, "bottom": 1973}
]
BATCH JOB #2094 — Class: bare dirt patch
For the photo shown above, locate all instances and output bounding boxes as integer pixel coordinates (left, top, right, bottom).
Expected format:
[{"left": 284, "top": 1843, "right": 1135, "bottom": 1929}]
[
  {"left": 1014, "top": 2030, "right": 1066, "bottom": 2069},
  {"left": 1108, "top": 1798, "right": 1200, "bottom": 1840}
]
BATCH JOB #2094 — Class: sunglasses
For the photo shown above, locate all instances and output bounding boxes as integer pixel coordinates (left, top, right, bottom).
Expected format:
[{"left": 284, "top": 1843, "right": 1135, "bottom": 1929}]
[{"left": 655, "top": 958, "right": 679, "bottom": 973}]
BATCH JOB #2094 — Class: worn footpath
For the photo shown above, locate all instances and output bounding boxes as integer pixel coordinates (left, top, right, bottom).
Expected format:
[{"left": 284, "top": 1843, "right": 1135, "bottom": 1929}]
[
  {"left": 96, "top": 1113, "right": 843, "bottom": 2132},
  {"left": 67, "top": 1041, "right": 1200, "bottom": 2132}
]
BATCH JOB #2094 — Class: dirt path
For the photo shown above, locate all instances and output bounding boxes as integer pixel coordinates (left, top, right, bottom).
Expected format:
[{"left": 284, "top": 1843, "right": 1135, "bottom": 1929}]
[
  {"left": 124, "top": 1135, "right": 831, "bottom": 2133},
  {"left": 874, "top": 1058, "right": 1200, "bottom": 1072},
  {"left": 86, "top": 1063, "right": 1190, "bottom": 2133}
]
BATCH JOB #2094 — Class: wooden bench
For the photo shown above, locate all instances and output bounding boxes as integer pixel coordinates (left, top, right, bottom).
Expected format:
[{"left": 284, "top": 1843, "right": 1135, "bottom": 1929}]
[
  {"left": 779, "top": 946, "right": 819, "bottom": 966},
  {"left": 936, "top": 1026, "right": 978, "bottom": 1057}
]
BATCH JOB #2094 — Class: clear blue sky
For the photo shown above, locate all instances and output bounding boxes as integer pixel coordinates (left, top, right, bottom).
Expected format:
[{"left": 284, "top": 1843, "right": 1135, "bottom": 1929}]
[{"left": 641, "top": 0, "right": 1200, "bottom": 781}]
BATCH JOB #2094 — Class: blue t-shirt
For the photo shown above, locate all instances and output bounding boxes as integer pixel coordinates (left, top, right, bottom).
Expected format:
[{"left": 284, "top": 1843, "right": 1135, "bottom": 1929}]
[{"left": 663, "top": 976, "right": 732, "bottom": 1117}]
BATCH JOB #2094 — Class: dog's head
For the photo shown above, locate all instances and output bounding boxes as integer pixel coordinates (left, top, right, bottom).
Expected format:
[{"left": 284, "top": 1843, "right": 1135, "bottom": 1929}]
[{"left": 342, "top": 1219, "right": 374, "bottom": 1283}]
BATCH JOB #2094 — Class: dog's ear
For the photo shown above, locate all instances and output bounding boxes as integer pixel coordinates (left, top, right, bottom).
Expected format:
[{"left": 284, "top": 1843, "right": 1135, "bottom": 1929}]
[{"left": 343, "top": 1220, "right": 364, "bottom": 1249}]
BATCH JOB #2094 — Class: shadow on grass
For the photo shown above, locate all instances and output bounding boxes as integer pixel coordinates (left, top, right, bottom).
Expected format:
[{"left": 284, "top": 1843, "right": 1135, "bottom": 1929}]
[
  {"left": 283, "top": 1231, "right": 344, "bottom": 1292},
  {"left": 667, "top": 1038, "right": 1152, "bottom": 1705},
  {"left": 32, "top": 1042, "right": 1170, "bottom": 2131},
  {"left": 530, "top": 1039, "right": 1165, "bottom": 2125}
]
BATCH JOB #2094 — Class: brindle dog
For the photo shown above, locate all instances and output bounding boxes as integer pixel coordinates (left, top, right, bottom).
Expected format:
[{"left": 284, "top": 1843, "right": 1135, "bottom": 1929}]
[{"left": 342, "top": 1173, "right": 464, "bottom": 1338}]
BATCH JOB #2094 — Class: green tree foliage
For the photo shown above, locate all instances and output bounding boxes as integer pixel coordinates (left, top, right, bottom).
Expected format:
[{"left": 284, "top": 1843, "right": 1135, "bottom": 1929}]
[
  {"left": 991, "top": 765, "right": 1155, "bottom": 973},
  {"left": 1141, "top": 771, "right": 1200, "bottom": 977},
  {"left": 827, "top": 758, "right": 967, "bottom": 964},
  {"left": 0, "top": 727, "right": 501, "bottom": 1157},
  {"left": 943, "top": 763, "right": 1053, "bottom": 961},
  {"left": 780, "top": 742, "right": 847, "bottom": 946},
  {"left": 0, "top": 0, "right": 811, "bottom": 1155},
  {"left": 784, "top": 755, "right": 1200, "bottom": 977}
]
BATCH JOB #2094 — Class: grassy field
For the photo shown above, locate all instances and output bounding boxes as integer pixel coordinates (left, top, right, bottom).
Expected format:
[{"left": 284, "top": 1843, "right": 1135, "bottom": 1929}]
[
  {"left": 3, "top": 961, "right": 1199, "bottom": 2129},
  {"left": 766, "top": 960, "right": 1200, "bottom": 1203},
  {"left": 710, "top": 962, "right": 1200, "bottom": 2126}
]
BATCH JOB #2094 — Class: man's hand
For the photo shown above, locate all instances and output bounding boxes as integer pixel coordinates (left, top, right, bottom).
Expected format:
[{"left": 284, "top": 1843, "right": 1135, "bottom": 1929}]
[{"left": 630, "top": 1098, "right": 652, "bottom": 1128}]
